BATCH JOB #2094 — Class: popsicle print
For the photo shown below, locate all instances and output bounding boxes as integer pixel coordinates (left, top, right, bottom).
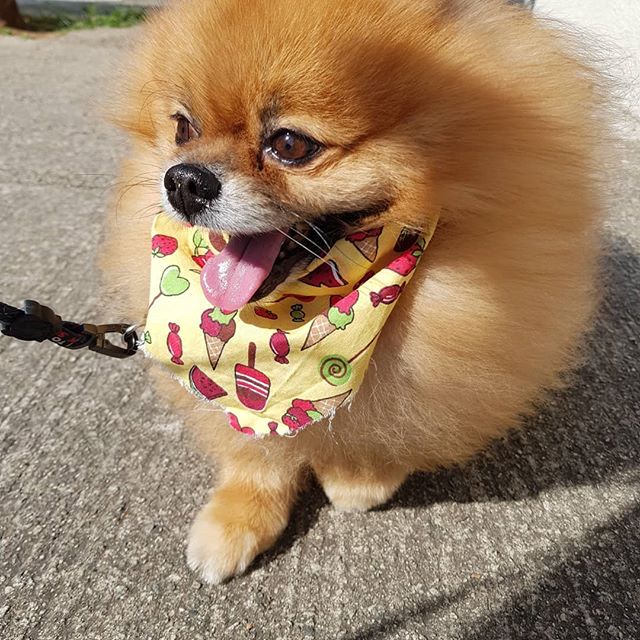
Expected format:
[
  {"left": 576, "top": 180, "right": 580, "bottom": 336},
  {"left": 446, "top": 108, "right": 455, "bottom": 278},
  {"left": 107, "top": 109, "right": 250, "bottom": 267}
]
[{"left": 235, "top": 342, "right": 271, "bottom": 411}]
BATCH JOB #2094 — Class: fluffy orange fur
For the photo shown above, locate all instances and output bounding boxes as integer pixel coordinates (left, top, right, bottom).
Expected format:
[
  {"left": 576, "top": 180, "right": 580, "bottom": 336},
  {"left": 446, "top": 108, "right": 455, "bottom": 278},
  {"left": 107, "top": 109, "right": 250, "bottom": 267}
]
[{"left": 102, "top": 0, "right": 608, "bottom": 583}]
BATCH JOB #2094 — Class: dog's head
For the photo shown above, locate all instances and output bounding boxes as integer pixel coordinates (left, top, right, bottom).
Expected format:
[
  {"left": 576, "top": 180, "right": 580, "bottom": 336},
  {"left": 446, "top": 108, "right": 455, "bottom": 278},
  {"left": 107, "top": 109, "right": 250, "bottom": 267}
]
[{"left": 113, "top": 0, "right": 602, "bottom": 308}]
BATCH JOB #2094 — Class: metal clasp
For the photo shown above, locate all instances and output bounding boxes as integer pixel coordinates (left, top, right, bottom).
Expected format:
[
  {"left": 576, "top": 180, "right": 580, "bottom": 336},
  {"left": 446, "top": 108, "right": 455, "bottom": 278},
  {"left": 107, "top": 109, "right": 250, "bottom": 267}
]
[{"left": 84, "top": 323, "right": 140, "bottom": 359}]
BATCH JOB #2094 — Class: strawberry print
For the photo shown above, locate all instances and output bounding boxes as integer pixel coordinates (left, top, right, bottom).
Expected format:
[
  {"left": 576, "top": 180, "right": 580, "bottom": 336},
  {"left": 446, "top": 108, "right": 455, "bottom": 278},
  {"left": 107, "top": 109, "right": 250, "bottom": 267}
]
[
  {"left": 152, "top": 234, "right": 178, "bottom": 258},
  {"left": 192, "top": 250, "right": 214, "bottom": 269}
]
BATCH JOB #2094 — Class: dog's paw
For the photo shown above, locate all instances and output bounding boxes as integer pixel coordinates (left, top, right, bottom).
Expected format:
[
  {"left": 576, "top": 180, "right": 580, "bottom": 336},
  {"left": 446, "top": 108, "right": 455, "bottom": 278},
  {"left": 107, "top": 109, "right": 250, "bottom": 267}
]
[
  {"left": 186, "top": 508, "right": 259, "bottom": 584},
  {"left": 317, "top": 468, "right": 407, "bottom": 512},
  {"left": 186, "top": 485, "right": 289, "bottom": 584}
]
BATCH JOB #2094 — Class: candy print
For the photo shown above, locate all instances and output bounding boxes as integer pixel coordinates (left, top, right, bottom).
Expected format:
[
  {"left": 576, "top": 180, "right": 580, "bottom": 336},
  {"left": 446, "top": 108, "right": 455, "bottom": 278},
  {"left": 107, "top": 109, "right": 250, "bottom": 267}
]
[
  {"left": 320, "top": 355, "right": 352, "bottom": 386},
  {"left": 268, "top": 421, "right": 279, "bottom": 434},
  {"left": 290, "top": 304, "right": 305, "bottom": 323},
  {"left": 300, "top": 259, "right": 347, "bottom": 288},
  {"left": 269, "top": 330, "right": 290, "bottom": 365},
  {"left": 166, "top": 322, "right": 184, "bottom": 365},
  {"left": 370, "top": 283, "right": 405, "bottom": 308},
  {"left": 235, "top": 342, "right": 271, "bottom": 411},
  {"left": 189, "top": 366, "right": 228, "bottom": 401},
  {"left": 151, "top": 234, "right": 178, "bottom": 258},
  {"left": 255, "top": 307, "right": 278, "bottom": 320},
  {"left": 346, "top": 227, "right": 383, "bottom": 262},
  {"left": 302, "top": 291, "right": 359, "bottom": 350},
  {"left": 200, "top": 308, "right": 237, "bottom": 370}
]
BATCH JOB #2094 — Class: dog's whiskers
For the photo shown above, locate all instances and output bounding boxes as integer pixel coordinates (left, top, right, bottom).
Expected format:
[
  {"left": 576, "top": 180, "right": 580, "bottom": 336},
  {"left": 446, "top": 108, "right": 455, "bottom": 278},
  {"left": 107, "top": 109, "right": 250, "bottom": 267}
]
[{"left": 274, "top": 228, "right": 328, "bottom": 264}]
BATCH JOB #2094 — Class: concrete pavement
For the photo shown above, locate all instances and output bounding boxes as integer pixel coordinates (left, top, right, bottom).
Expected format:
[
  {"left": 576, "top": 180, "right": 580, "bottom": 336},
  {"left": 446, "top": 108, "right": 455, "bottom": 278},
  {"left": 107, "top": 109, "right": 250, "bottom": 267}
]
[{"left": 1, "top": 3, "right": 639, "bottom": 639}]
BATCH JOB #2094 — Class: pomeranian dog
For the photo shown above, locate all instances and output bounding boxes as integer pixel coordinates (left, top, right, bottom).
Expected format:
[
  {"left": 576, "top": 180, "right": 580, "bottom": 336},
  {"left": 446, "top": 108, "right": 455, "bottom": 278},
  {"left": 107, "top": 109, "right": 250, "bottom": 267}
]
[{"left": 103, "top": 0, "right": 607, "bottom": 583}]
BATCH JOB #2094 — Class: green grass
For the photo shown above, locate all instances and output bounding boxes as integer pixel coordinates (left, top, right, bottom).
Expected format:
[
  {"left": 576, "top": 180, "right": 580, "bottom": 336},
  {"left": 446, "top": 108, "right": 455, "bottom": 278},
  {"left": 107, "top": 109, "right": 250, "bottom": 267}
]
[{"left": 6, "top": 5, "right": 145, "bottom": 33}]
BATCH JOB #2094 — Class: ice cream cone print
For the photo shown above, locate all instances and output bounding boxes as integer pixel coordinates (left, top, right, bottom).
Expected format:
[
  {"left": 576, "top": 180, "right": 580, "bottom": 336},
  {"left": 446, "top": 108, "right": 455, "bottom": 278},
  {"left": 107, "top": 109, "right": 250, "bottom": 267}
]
[
  {"left": 301, "top": 314, "right": 336, "bottom": 350},
  {"left": 346, "top": 227, "right": 382, "bottom": 262},
  {"left": 355, "top": 236, "right": 378, "bottom": 261},
  {"left": 313, "top": 391, "right": 352, "bottom": 418},
  {"left": 301, "top": 290, "right": 359, "bottom": 350},
  {"left": 204, "top": 335, "right": 226, "bottom": 369},
  {"left": 281, "top": 390, "right": 352, "bottom": 431},
  {"left": 200, "top": 308, "right": 237, "bottom": 370}
]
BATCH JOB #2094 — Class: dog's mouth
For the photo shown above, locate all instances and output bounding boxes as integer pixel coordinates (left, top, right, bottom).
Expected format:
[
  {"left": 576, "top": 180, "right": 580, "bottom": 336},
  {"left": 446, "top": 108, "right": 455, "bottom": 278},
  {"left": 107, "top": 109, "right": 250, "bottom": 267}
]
[{"left": 200, "top": 207, "right": 387, "bottom": 311}]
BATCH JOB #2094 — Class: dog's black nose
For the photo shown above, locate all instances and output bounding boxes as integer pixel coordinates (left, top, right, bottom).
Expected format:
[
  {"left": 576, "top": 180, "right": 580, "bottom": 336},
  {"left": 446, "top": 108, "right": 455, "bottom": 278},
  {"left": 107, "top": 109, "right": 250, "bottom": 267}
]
[{"left": 164, "top": 164, "right": 221, "bottom": 219}]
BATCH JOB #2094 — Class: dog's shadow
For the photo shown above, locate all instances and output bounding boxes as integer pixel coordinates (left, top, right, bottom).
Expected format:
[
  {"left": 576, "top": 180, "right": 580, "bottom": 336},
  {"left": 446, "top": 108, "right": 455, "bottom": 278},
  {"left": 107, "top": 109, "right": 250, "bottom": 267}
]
[{"left": 254, "top": 238, "right": 639, "bottom": 568}]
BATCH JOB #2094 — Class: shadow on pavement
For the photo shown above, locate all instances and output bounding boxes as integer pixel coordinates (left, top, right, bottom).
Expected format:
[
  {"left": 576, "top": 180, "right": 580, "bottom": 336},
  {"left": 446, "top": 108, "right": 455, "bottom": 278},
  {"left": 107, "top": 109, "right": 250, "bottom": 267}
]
[
  {"left": 342, "top": 504, "right": 639, "bottom": 640},
  {"left": 460, "top": 502, "right": 640, "bottom": 640},
  {"left": 390, "top": 237, "right": 640, "bottom": 508}
]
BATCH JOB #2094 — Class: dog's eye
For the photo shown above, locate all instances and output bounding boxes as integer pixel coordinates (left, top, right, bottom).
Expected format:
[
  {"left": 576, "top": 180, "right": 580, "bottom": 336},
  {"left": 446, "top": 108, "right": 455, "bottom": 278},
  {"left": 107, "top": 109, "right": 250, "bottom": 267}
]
[
  {"left": 267, "top": 130, "right": 320, "bottom": 165},
  {"left": 172, "top": 114, "right": 197, "bottom": 146}
]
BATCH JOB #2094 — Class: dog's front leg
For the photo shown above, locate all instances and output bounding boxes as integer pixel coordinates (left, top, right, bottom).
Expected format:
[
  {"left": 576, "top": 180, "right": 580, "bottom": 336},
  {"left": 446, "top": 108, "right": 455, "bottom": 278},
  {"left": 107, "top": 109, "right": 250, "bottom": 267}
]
[{"left": 186, "top": 441, "right": 303, "bottom": 584}]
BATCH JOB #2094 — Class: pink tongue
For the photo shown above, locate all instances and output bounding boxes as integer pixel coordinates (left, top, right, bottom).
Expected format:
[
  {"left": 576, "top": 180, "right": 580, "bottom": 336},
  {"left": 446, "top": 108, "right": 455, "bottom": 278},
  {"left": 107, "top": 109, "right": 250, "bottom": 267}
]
[{"left": 201, "top": 231, "right": 285, "bottom": 311}]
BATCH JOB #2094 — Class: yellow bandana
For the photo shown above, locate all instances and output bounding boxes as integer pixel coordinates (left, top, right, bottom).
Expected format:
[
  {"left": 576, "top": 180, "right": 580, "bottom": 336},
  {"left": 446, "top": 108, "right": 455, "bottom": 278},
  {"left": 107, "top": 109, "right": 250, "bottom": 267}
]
[{"left": 144, "top": 213, "right": 437, "bottom": 437}]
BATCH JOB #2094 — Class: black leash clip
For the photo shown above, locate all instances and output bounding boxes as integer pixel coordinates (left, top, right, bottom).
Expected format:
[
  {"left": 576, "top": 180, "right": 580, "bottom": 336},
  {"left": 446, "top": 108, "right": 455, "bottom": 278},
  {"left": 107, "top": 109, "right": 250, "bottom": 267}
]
[{"left": 0, "top": 300, "right": 139, "bottom": 359}]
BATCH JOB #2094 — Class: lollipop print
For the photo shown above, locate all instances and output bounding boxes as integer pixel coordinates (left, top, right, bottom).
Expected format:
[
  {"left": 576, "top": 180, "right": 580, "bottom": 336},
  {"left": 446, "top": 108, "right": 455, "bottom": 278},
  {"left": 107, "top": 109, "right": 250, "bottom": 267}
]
[
  {"left": 319, "top": 331, "right": 381, "bottom": 386},
  {"left": 148, "top": 265, "right": 190, "bottom": 310},
  {"left": 320, "top": 355, "right": 352, "bottom": 386}
]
